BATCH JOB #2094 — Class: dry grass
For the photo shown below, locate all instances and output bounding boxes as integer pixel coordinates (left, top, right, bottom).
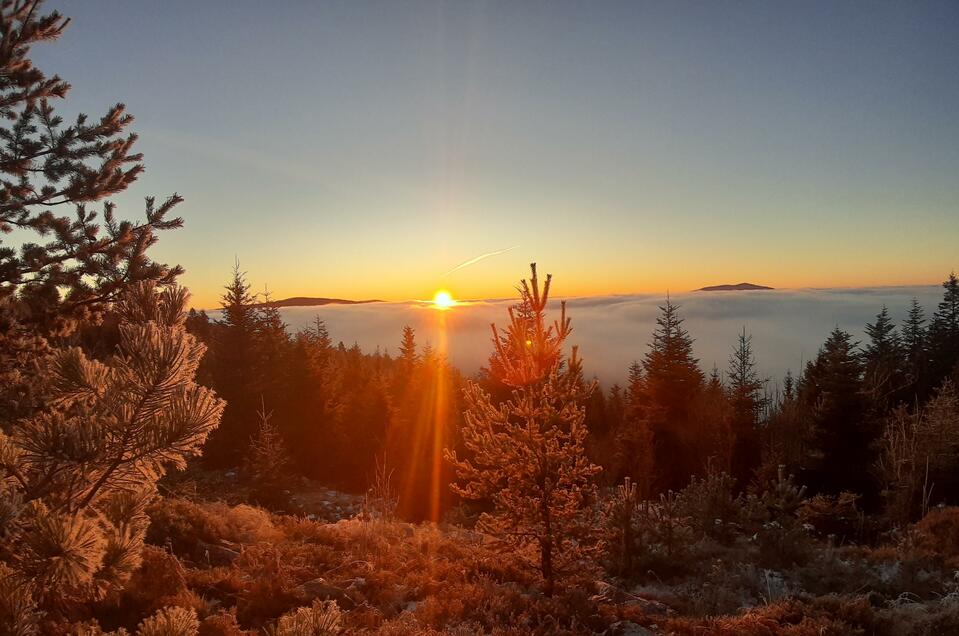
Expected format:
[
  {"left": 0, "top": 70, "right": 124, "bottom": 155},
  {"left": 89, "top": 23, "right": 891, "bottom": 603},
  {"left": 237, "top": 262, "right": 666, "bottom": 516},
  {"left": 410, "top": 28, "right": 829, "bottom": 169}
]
[{"left": 55, "top": 499, "right": 959, "bottom": 634}]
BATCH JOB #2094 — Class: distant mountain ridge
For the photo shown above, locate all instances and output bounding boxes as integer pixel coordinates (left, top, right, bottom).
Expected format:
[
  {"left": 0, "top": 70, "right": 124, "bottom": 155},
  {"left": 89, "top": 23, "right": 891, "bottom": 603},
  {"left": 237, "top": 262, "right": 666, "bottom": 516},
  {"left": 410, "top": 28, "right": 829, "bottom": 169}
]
[
  {"left": 697, "top": 282, "right": 774, "bottom": 292},
  {"left": 254, "top": 296, "right": 382, "bottom": 308}
]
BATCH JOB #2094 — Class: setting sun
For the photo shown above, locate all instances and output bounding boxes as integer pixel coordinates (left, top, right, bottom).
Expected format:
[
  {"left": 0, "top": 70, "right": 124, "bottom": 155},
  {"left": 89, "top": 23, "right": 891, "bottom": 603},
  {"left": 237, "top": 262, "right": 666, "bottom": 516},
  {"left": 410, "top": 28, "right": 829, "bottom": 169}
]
[{"left": 432, "top": 289, "right": 456, "bottom": 310}]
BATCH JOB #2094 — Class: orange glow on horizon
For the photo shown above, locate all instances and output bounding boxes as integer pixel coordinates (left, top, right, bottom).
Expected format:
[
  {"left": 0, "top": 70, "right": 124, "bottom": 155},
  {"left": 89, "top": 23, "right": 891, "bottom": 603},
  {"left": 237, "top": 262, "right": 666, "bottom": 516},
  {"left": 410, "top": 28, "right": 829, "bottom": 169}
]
[{"left": 182, "top": 264, "right": 954, "bottom": 311}]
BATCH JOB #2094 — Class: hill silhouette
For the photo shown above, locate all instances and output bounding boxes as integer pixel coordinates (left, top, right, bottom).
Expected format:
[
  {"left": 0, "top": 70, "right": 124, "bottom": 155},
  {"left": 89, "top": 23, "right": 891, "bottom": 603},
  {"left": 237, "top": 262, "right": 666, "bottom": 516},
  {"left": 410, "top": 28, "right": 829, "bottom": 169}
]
[{"left": 697, "top": 282, "right": 773, "bottom": 291}]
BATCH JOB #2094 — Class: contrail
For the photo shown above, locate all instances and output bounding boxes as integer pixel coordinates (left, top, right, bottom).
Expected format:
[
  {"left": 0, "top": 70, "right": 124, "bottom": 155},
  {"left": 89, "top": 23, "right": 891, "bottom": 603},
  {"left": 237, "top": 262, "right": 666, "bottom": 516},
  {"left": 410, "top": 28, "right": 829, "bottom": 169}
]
[{"left": 442, "top": 245, "right": 520, "bottom": 277}]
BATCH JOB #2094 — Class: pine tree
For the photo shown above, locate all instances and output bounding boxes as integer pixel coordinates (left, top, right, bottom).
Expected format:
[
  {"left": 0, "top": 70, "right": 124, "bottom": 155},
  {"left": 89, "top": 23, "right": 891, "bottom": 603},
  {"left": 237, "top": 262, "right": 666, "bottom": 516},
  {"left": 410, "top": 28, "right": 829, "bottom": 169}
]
[
  {"left": 220, "top": 261, "right": 258, "bottom": 335},
  {"left": 801, "top": 328, "right": 872, "bottom": 499},
  {"left": 928, "top": 273, "right": 959, "bottom": 388},
  {"left": 247, "top": 396, "right": 293, "bottom": 506},
  {"left": 583, "top": 379, "right": 608, "bottom": 438},
  {"left": 0, "top": 282, "right": 223, "bottom": 625},
  {"left": 0, "top": 1, "right": 184, "bottom": 422},
  {"left": 862, "top": 305, "right": 905, "bottom": 407},
  {"left": 593, "top": 383, "right": 626, "bottom": 478},
  {"left": 283, "top": 318, "right": 338, "bottom": 478},
  {"left": 613, "top": 362, "right": 654, "bottom": 489},
  {"left": 308, "top": 316, "right": 333, "bottom": 351},
  {"left": 623, "top": 361, "right": 645, "bottom": 422},
  {"left": 398, "top": 325, "right": 418, "bottom": 369},
  {"left": 254, "top": 285, "right": 291, "bottom": 401},
  {"left": 445, "top": 264, "right": 600, "bottom": 595},
  {"left": 762, "top": 370, "right": 809, "bottom": 488},
  {"left": 606, "top": 384, "right": 626, "bottom": 434},
  {"left": 903, "top": 297, "right": 927, "bottom": 391},
  {"left": 694, "top": 364, "right": 734, "bottom": 476},
  {"left": 643, "top": 298, "right": 704, "bottom": 417},
  {"left": 864, "top": 306, "right": 902, "bottom": 364},
  {"left": 728, "top": 329, "right": 762, "bottom": 408},
  {"left": 206, "top": 262, "right": 259, "bottom": 464},
  {"left": 782, "top": 370, "right": 795, "bottom": 401},
  {"left": 641, "top": 298, "right": 704, "bottom": 490},
  {"left": 727, "top": 327, "right": 763, "bottom": 484}
]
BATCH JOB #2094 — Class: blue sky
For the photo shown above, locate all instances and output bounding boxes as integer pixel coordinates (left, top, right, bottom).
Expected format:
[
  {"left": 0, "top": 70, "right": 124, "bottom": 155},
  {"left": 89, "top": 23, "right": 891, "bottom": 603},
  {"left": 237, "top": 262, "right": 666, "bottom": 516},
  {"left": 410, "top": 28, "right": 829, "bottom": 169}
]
[{"left": 31, "top": 1, "right": 959, "bottom": 305}]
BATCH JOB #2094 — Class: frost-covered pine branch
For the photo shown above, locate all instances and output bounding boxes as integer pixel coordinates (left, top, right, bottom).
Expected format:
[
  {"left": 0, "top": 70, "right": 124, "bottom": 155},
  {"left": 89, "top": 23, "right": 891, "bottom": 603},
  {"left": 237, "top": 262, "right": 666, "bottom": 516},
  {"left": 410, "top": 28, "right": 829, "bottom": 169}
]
[{"left": 0, "top": 281, "right": 223, "bottom": 628}]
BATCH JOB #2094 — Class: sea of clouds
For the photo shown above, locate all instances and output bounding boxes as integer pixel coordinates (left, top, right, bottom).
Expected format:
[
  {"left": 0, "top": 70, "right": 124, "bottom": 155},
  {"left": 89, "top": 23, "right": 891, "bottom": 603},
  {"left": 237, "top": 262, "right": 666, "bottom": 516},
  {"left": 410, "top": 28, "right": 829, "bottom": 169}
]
[{"left": 276, "top": 287, "right": 945, "bottom": 389}]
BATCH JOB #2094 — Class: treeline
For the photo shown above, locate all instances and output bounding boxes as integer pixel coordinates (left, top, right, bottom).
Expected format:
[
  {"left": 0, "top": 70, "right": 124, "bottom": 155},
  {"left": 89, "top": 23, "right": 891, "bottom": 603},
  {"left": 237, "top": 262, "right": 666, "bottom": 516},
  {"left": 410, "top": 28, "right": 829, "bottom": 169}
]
[
  {"left": 192, "top": 261, "right": 959, "bottom": 525},
  {"left": 582, "top": 274, "right": 959, "bottom": 522},
  {"left": 185, "top": 265, "right": 465, "bottom": 520}
]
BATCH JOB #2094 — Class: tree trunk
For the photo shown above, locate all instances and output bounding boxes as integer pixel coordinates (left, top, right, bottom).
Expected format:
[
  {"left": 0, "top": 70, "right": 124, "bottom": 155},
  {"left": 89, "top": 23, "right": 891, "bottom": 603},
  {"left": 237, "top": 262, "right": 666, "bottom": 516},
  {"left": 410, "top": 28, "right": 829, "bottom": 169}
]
[{"left": 541, "top": 536, "right": 554, "bottom": 597}]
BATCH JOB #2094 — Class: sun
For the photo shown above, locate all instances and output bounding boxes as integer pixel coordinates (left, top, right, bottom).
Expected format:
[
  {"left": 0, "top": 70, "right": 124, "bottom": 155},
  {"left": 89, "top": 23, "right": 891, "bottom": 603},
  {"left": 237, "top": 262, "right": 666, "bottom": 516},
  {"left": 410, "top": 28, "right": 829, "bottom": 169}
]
[{"left": 432, "top": 289, "right": 456, "bottom": 310}]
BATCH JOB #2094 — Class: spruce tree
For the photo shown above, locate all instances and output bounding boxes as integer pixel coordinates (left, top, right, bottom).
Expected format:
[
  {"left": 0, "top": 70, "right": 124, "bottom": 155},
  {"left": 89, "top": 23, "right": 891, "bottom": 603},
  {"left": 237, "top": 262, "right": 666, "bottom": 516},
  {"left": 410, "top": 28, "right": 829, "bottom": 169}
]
[
  {"left": 254, "top": 285, "right": 291, "bottom": 402},
  {"left": 247, "top": 396, "right": 293, "bottom": 506},
  {"left": 928, "top": 273, "right": 959, "bottom": 388},
  {"left": 623, "top": 361, "right": 645, "bottom": 421},
  {"left": 445, "top": 264, "right": 600, "bottom": 595},
  {"left": 640, "top": 298, "right": 704, "bottom": 490},
  {"left": 727, "top": 327, "right": 764, "bottom": 485},
  {"left": 308, "top": 316, "right": 333, "bottom": 351},
  {"left": 220, "top": 262, "right": 258, "bottom": 336},
  {"left": 692, "top": 364, "right": 735, "bottom": 477},
  {"left": 399, "top": 325, "right": 418, "bottom": 369},
  {"left": 594, "top": 383, "right": 626, "bottom": 477},
  {"left": 205, "top": 262, "right": 259, "bottom": 464},
  {"left": 801, "top": 328, "right": 872, "bottom": 499},
  {"left": 782, "top": 370, "right": 795, "bottom": 400},
  {"left": 643, "top": 298, "right": 703, "bottom": 417},
  {"left": 862, "top": 305, "right": 904, "bottom": 406},
  {"left": 606, "top": 384, "right": 625, "bottom": 432},
  {"left": 763, "top": 370, "right": 809, "bottom": 478},
  {"left": 283, "top": 317, "right": 338, "bottom": 478},
  {"left": 903, "top": 297, "right": 927, "bottom": 391}
]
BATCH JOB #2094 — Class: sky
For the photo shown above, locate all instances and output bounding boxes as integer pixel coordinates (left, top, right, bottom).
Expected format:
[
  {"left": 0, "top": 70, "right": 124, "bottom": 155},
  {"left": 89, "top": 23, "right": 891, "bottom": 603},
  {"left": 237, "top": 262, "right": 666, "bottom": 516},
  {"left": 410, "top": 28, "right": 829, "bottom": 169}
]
[{"left": 30, "top": 1, "right": 959, "bottom": 307}]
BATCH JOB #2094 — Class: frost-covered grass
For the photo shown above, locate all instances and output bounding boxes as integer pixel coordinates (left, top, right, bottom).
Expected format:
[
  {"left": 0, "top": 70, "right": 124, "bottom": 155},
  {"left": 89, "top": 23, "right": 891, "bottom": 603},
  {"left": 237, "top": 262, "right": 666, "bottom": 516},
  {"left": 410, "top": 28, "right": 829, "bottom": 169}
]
[{"left": 52, "top": 497, "right": 959, "bottom": 635}]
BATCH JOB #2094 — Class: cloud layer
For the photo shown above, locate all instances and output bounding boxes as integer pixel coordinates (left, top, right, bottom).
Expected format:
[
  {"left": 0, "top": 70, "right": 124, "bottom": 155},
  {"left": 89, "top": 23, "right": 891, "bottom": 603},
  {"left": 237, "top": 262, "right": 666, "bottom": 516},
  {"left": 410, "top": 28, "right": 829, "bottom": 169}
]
[{"left": 276, "top": 287, "right": 944, "bottom": 388}]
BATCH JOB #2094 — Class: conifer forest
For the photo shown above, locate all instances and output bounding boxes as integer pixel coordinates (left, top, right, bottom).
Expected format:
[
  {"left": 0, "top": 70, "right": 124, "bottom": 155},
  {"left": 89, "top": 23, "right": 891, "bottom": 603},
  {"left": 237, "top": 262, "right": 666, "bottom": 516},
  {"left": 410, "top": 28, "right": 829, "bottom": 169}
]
[{"left": 2, "top": 2, "right": 959, "bottom": 634}]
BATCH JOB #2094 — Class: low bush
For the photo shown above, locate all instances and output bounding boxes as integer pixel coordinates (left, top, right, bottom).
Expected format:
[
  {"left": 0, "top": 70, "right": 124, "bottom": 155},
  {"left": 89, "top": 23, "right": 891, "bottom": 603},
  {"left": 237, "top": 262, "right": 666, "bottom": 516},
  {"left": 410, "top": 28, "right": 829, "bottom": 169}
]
[
  {"left": 914, "top": 507, "right": 959, "bottom": 564},
  {"left": 146, "top": 499, "right": 281, "bottom": 560}
]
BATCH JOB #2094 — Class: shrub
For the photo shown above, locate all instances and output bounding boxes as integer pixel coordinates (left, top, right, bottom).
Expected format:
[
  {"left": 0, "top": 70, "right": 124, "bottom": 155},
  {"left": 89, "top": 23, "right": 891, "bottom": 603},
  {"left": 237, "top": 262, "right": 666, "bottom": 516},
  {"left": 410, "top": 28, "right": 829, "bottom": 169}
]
[
  {"left": 246, "top": 398, "right": 294, "bottom": 509},
  {"left": 146, "top": 499, "right": 279, "bottom": 559},
  {"left": 622, "top": 491, "right": 696, "bottom": 579},
  {"left": 746, "top": 468, "right": 813, "bottom": 567},
  {"left": 676, "top": 467, "right": 745, "bottom": 544},
  {"left": 602, "top": 477, "right": 640, "bottom": 575},
  {"left": 268, "top": 600, "right": 342, "bottom": 636},
  {"left": 137, "top": 606, "right": 200, "bottom": 636},
  {"left": 914, "top": 507, "right": 959, "bottom": 562},
  {"left": 798, "top": 492, "right": 864, "bottom": 543},
  {"left": 114, "top": 546, "right": 188, "bottom": 617}
]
